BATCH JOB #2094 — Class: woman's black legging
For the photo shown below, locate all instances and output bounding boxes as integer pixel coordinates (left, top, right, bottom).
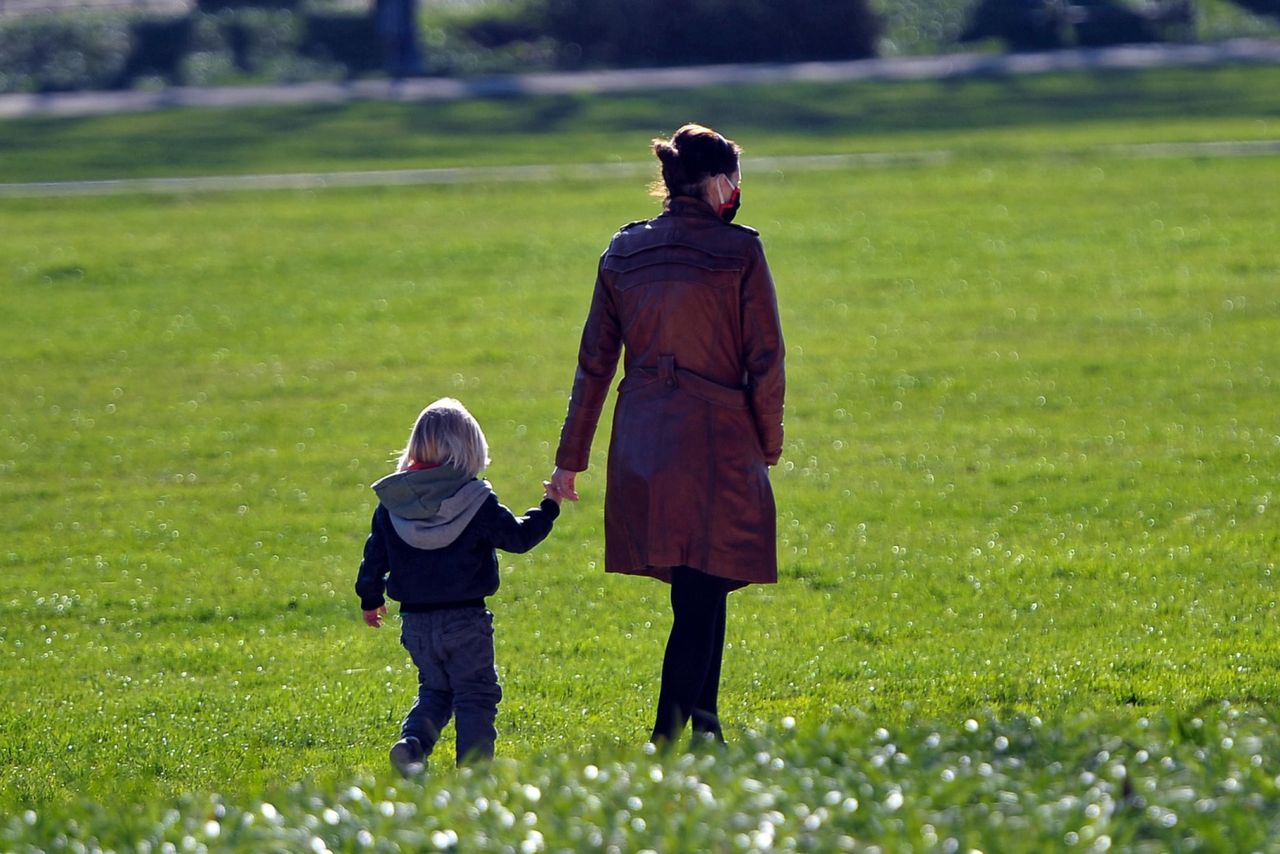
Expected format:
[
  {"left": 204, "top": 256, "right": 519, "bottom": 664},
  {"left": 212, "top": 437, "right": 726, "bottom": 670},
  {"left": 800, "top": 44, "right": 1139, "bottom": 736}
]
[{"left": 652, "top": 566, "right": 731, "bottom": 743}]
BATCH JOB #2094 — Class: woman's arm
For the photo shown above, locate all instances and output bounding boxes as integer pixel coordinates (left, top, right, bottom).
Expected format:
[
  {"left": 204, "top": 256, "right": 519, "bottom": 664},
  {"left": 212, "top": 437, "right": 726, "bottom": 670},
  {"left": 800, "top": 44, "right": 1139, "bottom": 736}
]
[
  {"left": 555, "top": 256, "right": 623, "bottom": 473},
  {"left": 741, "top": 238, "right": 786, "bottom": 465}
]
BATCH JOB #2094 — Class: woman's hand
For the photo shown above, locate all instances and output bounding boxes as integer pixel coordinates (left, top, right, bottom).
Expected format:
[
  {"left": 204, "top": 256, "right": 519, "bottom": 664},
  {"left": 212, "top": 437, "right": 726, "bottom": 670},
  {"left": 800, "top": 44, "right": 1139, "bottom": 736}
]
[{"left": 549, "top": 466, "right": 580, "bottom": 502}]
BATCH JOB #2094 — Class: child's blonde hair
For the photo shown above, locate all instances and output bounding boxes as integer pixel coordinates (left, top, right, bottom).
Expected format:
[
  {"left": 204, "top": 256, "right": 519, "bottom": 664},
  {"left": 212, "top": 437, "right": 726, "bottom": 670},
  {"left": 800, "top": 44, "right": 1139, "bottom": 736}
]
[{"left": 397, "top": 398, "right": 490, "bottom": 477}]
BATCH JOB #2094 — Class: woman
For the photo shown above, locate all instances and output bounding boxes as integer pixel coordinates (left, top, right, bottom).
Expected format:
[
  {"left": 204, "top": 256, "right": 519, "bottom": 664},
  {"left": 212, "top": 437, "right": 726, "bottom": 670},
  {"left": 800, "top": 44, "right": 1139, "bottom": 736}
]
[{"left": 549, "top": 123, "right": 785, "bottom": 746}]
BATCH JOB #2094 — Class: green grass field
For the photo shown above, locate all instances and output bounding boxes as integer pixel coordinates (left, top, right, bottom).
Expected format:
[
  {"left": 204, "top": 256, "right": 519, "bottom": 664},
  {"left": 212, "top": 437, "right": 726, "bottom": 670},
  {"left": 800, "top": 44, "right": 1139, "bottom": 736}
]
[{"left": 2, "top": 64, "right": 1279, "bottom": 848}]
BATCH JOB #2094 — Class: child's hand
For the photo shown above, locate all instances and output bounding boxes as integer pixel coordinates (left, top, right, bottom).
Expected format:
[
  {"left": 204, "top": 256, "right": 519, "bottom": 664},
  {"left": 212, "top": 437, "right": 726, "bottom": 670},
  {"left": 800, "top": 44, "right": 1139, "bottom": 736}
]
[
  {"left": 542, "top": 480, "right": 562, "bottom": 505},
  {"left": 363, "top": 605, "right": 387, "bottom": 628}
]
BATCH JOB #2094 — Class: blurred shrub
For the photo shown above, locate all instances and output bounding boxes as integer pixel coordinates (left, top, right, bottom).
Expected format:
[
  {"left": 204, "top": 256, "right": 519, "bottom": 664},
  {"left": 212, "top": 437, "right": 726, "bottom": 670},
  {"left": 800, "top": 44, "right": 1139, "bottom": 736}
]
[
  {"left": 0, "top": 7, "right": 355, "bottom": 92},
  {"left": 195, "top": 0, "right": 301, "bottom": 10},
  {"left": 180, "top": 46, "right": 239, "bottom": 86},
  {"left": 299, "top": 11, "right": 381, "bottom": 75},
  {"left": 0, "top": 15, "right": 132, "bottom": 92},
  {"left": 1230, "top": 0, "right": 1280, "bottom": 14},
  {"left": 959, "top": 0, "right": 1195, "bottom": 51},
  {"left": 876, "top": 0, "right": 974, "bottom": 55},
  {"left": 535, "top": 0, "right": 880, "bottom": 67},
  {"left": 137, "top": 9, "right": 320, "bottom": 85},
  {"left": 453, "top": 1, "right": 543, "bottom": 49},
  {"left": 1197, "top": 0, "right": 1280, "bottom": 38},
  {"left": 122, "top": 16, "right": 194, "bottom": 82},
  {"left": 1077, "top": 0, "right": 1195, "bottom": 45},
  {"left": 213, "top": 8, "right": 303, "bottom": 72},
  {"left": 959, "top": 0, "right": 1068, "bottom": 49},
  {"left": 418, "top": 1, "right": 557, "bottom": 74}
]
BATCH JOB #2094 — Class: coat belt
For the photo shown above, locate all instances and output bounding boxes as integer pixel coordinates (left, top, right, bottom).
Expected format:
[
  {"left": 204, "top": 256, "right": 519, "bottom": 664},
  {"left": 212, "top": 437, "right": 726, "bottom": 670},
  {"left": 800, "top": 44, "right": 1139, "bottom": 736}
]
[{"left": 619, "top": 355, "right": 749, "bottom": 409}]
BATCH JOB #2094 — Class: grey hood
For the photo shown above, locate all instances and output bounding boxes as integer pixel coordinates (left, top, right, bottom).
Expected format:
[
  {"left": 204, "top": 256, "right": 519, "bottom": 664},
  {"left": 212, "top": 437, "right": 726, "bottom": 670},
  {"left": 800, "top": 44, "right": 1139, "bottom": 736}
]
[
  {"left": 388, "top": 480, "right": 494, "bottom": 549},
  {"left": 372, "top": 465, "right": 475, "bottom": 519},
  {"left": 371, "top": 467, "right": 494, "bottom": 550}
]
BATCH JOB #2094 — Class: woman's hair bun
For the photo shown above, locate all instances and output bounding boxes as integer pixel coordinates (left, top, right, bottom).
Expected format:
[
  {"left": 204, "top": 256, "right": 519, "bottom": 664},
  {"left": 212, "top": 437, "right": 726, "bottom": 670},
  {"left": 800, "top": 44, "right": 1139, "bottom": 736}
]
[
  {"left": 653, "top": 139, "right": 680, "bottom": 168},
  {"left": 650, "top": 123, "right": 741, "bottom": 202}
]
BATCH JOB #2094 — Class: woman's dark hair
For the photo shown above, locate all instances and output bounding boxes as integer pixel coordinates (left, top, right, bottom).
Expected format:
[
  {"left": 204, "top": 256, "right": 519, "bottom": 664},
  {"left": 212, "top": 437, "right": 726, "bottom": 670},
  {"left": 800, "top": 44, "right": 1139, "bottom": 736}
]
[{"left": 651, "top": 123, "right": 742, "bottom": 203}]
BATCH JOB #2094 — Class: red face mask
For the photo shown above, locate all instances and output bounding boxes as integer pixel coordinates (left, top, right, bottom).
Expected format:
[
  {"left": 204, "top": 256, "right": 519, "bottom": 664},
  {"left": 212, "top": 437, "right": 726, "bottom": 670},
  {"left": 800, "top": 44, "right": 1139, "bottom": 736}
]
[{"left": 718, "top": 187, "right": 741, "bottom": 222}]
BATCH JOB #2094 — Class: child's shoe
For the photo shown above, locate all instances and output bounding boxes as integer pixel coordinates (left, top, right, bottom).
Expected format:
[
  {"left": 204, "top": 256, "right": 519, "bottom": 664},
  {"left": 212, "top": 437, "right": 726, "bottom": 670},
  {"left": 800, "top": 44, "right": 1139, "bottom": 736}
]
[{"left": 390, "top": 736, "right": 426, "bottom": 777}]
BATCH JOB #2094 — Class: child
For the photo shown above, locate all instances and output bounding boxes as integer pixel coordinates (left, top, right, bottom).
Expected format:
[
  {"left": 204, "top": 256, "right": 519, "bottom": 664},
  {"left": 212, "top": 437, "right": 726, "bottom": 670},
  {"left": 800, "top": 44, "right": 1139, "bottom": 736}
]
[{"left": 355, "top": 397, "right": 560, "bottom": 774}]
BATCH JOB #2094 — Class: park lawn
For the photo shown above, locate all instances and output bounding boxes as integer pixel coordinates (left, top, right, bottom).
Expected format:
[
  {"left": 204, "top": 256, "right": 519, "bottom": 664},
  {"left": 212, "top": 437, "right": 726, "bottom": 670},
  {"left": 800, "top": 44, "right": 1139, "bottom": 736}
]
[
  {"left": 0, "top": 64, "right": 1279, "bottom": 184},
  {"left": 1, "top": 64, "right": 1278, "bottom": 846}
]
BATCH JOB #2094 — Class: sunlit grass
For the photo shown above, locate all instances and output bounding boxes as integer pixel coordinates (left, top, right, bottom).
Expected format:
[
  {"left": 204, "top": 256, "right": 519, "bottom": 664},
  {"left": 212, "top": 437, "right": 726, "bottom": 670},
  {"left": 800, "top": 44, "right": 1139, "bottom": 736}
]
[{"left": 7, "top": 709, "right": 1280, "bottom": 849}]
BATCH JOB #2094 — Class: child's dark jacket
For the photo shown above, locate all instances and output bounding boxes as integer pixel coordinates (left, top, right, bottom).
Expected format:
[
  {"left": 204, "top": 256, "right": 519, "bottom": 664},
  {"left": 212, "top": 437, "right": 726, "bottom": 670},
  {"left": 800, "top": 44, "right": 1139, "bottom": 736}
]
[{"left": 356, "top": 466, "right": 559, "bottom": 611}]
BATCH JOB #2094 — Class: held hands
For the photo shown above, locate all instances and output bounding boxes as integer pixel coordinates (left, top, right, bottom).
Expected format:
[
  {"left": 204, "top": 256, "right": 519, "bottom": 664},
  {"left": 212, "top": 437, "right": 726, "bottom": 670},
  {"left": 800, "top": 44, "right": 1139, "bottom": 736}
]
[
  {"left": 362, "top": 605, "right": 387, "bottom": 628},
  {"left": 546, "top": 466, "right": 580, "bottom": 503}
]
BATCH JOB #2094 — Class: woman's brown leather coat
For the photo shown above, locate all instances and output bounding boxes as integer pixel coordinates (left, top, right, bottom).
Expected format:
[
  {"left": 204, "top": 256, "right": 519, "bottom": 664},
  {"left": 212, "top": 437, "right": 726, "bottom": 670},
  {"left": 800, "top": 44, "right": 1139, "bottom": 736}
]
[{"left": 556, "top": 197, "right": 785, "bottom": 586}]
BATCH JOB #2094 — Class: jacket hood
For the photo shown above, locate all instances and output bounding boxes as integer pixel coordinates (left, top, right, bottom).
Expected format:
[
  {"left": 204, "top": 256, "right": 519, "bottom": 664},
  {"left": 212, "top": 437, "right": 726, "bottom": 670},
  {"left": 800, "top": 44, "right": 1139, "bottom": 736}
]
[
  {"left": 371, "top": 464, "right": 475, "bottom": 520},
  {"left": 386, "top": 479, "right": 494, "bottom": 550}
]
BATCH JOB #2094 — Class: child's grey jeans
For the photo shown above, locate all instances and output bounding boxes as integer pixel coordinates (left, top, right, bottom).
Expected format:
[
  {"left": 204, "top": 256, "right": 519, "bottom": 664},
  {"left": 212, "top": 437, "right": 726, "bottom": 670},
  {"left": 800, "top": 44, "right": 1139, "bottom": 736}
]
[{"left": 399, "top": 607, "right": 502, "bottom": 765}]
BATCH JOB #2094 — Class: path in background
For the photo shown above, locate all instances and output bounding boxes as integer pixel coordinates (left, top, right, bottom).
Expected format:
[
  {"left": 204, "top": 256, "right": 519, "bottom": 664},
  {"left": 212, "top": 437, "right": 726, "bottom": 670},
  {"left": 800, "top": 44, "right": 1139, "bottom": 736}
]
[
  {"left": 2, "top": 38, "right": 1279, "bottom": 120},
  {"left": 3, "top": 141, "right": 1278, "bottom": 198}
]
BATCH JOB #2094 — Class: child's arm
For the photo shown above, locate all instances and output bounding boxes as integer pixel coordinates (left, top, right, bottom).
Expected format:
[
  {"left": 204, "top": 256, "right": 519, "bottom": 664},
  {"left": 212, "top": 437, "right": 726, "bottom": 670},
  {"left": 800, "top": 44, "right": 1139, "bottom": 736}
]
[
  {"left": 355, "top": 509, "right": 391, "bottom": 627},
  {"left": 483, "top": 493, "right": 561, "bottom": 554}
]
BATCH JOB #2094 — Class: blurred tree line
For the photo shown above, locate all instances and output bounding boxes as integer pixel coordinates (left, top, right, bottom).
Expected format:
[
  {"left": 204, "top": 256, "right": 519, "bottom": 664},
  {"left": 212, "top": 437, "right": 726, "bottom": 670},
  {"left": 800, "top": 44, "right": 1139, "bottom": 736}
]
[{"left": 0, "top": 0, "right": 1276, "bottom": 93}]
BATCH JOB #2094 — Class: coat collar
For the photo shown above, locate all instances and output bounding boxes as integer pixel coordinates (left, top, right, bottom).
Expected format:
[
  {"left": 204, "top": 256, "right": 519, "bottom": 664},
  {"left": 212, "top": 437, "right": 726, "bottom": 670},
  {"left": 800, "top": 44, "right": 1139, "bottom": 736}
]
[{"left": 665, "top": 195, "right": 720, "bottom": 219}]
